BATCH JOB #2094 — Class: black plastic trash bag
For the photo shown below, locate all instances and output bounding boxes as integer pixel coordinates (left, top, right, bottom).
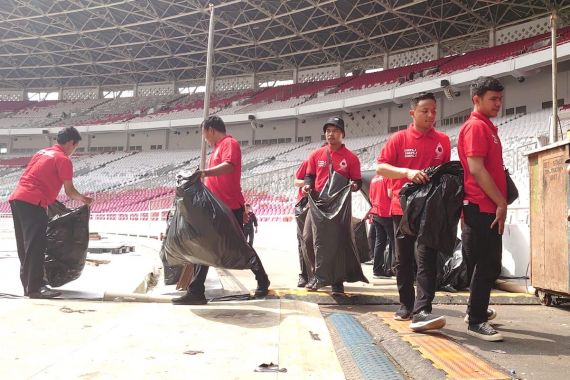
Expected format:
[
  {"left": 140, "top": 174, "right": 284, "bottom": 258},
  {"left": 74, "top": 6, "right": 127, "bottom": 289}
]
[
  {"left": 436, "top": 239, "right": 469, "bottom": 291},
  {"left": 45, "top": 201, "right": 90, "bottom": 287},
  {"left": 160, "top": 172, "right": 255, "bottom": 269},
  {"left": 352, "top": 217, "right": 371, "bottom": 263},
  {"left": 309, "top": 184, "right": 369, "bottom": 286},
  {"left": 398, "top": 161, "right": 464, "bottom": 255},
  {"left": 160, "top": 209, "right": 184, "bottom": 285}
]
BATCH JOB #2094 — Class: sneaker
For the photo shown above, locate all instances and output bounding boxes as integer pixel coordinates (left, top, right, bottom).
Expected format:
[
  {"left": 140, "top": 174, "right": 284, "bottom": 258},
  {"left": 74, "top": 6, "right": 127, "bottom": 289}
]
[
  {"left": 331, "top": 283, "right": 344, "bottom": 294},
  {"left": 254, "top": 277, "right": 270, "bottom": 298},
  {"left": 393, "top": 307, "right": 413, "bottom": 321},
  {"left": 463, "top": 308, "right": 497, "bottom": 324},
  {"left": 297, "top": 275, "right": 308, "bottom": 288},
  {"left": 172, "top": 292, "right": 207, "bottom": 305},
  {"left": 409, "top": 310, "right": 446, "bottom": 332},
  {"left": 28, "top": 286, "right": 61, "bottom": 299},
  {"left": 305, "top": 277, "right": 317, "bottom": 291},
  {"left": 373, "top": 272, "right": 391, "bottom": 279},
  {"left": 467, "top": 322, "right": 504, "bottom": 342}
]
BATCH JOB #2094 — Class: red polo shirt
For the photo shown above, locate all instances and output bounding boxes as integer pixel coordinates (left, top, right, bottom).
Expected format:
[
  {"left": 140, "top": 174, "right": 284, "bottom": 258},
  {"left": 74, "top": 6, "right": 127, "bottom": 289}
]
[
  {"left": 9, "top": 144, "right": 73, "bottom": 208},
  {"left": 457, "top": 111, "right": 506, "bottom": 213},
  {"left": 306, "top": 144, "right": 361, "bottom": 193},
  {"left": 205, "top": 135, "right": 245, "bottom": 210},
  {"left": 369, "top": 175, "right": 391, "bottom": 217},
  {"left": 378, "top": 124, "right": 451, "bottom": 215},
  {"left": 295, "top": 160, "right": 308, "bottom": 200}
]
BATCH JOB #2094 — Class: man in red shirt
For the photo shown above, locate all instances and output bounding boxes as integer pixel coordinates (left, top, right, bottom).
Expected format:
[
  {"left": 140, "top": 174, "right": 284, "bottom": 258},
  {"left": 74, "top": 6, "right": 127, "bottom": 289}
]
[
  {"left": 368, "top": 175, "right": 394, "bottom": 278},
  {"left": 457, "top": 77, "right": 505, "bottom": 342},
  {"left": 9, "top": 127, "right": 93, "bottom": 299},
  {"left": 172, "top": 116, "right": 270, "bottom": 305},
  {"left": 377, "top": 93, "right": 450, "bottom": 332},
  {"left": 302, "top": 116, "right": 362, "bottom": 294},
  {"left": 294, "top": 160, "right": 309, "bottom": 287}
]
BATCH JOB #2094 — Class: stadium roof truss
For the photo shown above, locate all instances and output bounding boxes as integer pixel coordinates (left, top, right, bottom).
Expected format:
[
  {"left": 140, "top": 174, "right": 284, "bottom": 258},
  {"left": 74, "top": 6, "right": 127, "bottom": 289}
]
[{"left": 0, "top": 0, "right": 570, "bottom": 89}]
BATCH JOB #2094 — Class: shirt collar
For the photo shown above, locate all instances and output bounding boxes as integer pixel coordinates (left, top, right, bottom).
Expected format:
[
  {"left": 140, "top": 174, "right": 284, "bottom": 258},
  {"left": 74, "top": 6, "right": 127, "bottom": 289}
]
[
  {"left": 215, "top": 134, "right": 232, "bottom": 148},
  {"left": 53, "top": 144, "right": 66, "bottom": 155},
  {"left": 328, "top": 144, "right": 346, "bottom": 154},
  {"left": 408, "top": 123, "right": 436, "bottom": 139},
  {"left": 470, "top": 112, "right": 498, "bottom": 132}
]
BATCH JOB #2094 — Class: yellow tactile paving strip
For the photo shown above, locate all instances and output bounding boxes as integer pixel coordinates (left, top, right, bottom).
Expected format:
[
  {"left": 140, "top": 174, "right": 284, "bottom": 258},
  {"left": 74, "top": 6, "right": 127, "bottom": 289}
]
[
  {"left": 267, "top": 288, "right": 535, "bottom": 299},
  {"left": 375, "top": 312, "right": 510, "bottom": 380}
]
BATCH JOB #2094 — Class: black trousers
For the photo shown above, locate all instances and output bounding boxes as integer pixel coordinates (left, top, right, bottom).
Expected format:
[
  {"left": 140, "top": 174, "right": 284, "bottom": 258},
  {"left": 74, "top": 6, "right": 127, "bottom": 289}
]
[
  {"left": 10, "top": 200, "right": 48, "bottom": 295},
  {"left": 296, "top": 220, "right": 307, "bottom": 279},
  {"left": 244, "top": 229, "right": 254, "bottom": 246},
  {"left": 372, "top": 215, "right": 394, "bottom": 276},
  {"left": 393, "top": 215, "right": 438, "bottom": 314},
  {"left": 188, "top": 206, "right": 268, "bottom": 295},
  {"left": 462, "top": 204, "right": 502, "bottom": 324},
  {"left": 367, "top": 221, "right": 376, "bottom": 261}
]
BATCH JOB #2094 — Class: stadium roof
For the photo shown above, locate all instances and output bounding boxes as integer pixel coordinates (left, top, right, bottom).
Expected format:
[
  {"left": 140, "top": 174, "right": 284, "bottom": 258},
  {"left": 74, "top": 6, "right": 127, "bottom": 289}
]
[{"left": 1, "top": 0, "right": 569, "bottom": 89}]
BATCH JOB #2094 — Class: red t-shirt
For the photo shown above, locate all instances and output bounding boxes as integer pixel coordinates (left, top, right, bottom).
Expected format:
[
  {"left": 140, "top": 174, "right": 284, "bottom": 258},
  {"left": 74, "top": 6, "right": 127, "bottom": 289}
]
[
  {"left": 306, "top": 145, "right": 361, "bottom": 193},
  {"left": 295, "top": 160, "right": 308, "bottom": 201},
  {"left": 9, "top": 145, "right": 73, "bottom": 208},
  {"left": 457, "top": 112, "right": 506, "bottom": 213},
  {"left": 205, "top": 135, "right": 245, "bottom": 210},
  {"left": 378, "top": 124, "right": 451, "bottom": 215},
  {"left": 369, "top": 175, "right": 391, "bottom": 217}
]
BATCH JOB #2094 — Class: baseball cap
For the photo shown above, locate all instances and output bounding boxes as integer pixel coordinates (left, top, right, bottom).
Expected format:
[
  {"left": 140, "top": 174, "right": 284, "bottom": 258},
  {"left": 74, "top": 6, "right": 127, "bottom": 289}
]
[{"left": 323, "top": 116, "right": 345, "bottom": 136}]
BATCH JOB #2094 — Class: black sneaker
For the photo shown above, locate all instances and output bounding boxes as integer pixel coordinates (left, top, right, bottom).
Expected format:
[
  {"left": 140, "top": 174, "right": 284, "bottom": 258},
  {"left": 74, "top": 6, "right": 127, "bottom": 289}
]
[
  {"left": 28, "top": 286, "right": 61, "bottom": 299},
  {"left": 297, "top": 275, "right": 308, "bottom": 288},
  {"left": 467, "top": 322, "right": 504, "bottom": 342},
  {"left": 254, "top": 278, "right": 270, "bottom": 298},
  {"left": 172, "top": 292, "right": 207, "bottom": 305},
  {"left": 331, "top": 283, "right": 344, "bottom": 294},
  {"left": 305, "top": 277, "right": 317, "bottom": 290},
  {"left": 393, "top": 307, "right": 412, "bottom": 321},
  {"left": 463, "top": 308, "right": 497, "bottom": 324},
  {"left": 409, "top": 310, "right": 446, "bottom": 332}
]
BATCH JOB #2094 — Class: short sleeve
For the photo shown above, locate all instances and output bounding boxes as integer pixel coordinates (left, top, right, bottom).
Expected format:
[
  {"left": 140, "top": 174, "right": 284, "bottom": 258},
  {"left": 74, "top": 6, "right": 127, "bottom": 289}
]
[
  {"left": 349, "top": 153, "right": 362, "bottom": 180},
  {"left": 305, "top": 150, "right": 318, "bottom": 175},
  {"left": 378, "top": 133, "right": 400, "bottom": 165},
  {"left": 295, "top": 160, "right": 308, "bottom": 179},
  {"left": 220, "top": 139, "right": 241, "bottom": 167},
  {"left": 462, "top": 123, "right": 489, "bottom": 157},
  {"left": 443, "top": 134, "right": 452, "bottom": 162},
  {"left": 57, "top": 157, "right": 73, "bottom": 182}
]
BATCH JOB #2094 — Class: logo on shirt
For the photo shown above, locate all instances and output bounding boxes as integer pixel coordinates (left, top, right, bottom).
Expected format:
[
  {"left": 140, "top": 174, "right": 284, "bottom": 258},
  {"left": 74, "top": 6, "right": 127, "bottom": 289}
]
[
  {"left": 404, "top": 148, "right": 417, "bottom": 158},
  {"left": 317, "top": 160, "right": 327, "bottom": 168},
  {"left": 492, "top": 134, "right": 500, "bottom": 144},
  {"left": 38, "top": 149, "right": 55, "bottom": 158},
  {"left": 435, "top": 142, "right": 444, "bottom": 160},
  {"left": 339, "top": 158, "right": 348, "bottom": 172}
]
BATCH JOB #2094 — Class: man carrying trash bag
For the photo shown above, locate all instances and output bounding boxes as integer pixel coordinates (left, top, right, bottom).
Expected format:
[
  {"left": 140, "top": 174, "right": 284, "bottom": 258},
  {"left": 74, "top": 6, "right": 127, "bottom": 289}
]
[
  {"left": 9, "top": 127, "right": 93, "bottom": 299},
  {"left": 301, "top": 116, "right": 368, "bottom": 294},
  {"left": 168, "top": 116, "right": 270, "bottom": 305}
]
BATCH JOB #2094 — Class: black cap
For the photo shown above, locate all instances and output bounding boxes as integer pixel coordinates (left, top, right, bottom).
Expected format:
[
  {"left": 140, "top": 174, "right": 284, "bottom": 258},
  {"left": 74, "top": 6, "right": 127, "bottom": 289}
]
[{"left": 323, "top": 116, "right": 345, "bottom": 136}]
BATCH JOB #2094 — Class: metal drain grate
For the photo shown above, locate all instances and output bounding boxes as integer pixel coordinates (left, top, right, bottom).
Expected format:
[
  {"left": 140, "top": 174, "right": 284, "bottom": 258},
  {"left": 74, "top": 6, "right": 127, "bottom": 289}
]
[{"left": 328, "top": 313, "right": 405, "bottom": 380}]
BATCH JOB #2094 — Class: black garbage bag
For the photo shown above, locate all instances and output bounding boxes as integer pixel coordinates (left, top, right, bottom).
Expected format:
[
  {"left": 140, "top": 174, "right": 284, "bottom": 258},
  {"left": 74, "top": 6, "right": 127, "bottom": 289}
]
[
  {"left": 398, "top": 161, "right": 464, "bottom": 255},
  {"left": 436, "top": 239, "right": 469, "bottom": 291},
  {"left": 45, "top": 201, "right": 90, "bottom": 287},
  {"left": 160, "top": 172, "right": 255, "bottom": 269},
  {"left": 160, "top": 209, "right": 184, "bottom": 285},
  {"left": 352, "top": 217, "right": 371, "bottom": 263},
  {"left": 309, "top": 184, "right": 369, "bottom": 286}
]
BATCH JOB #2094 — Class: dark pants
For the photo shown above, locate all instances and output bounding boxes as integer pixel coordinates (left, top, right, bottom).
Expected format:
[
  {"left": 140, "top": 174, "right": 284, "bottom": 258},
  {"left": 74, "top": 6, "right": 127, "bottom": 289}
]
[
  {"left": 462, "top": 204, "right": 503, "bottom": 324},
  {"left": 10, "top": 200, "right": 48, "bottom": 295},
  {"left": 296, "top": 221, "right": 307, "bottom": 279},
  {"left": 245, "top": 229, "right": 254, "bottom": 246},
  {"left": 188, "top": 206, "right": 268, "bottom": 295},
  {"left": 393, "top": 215, "right": 438, "bottom": 314},
  {"left": 372, "top": 215, "right": 394, "bottom": 275},
  {"left": 367, "top": 221, "right": 376, "bottom": 261}
]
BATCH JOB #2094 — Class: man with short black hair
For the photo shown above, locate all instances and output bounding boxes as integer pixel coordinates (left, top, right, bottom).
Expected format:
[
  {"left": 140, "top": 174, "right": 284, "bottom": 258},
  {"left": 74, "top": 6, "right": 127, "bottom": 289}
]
[
  {"left": 9, "top": 126, "right": 93, "bottom": 299},
  {"left": 243, "top": 203, "right": 258, "bottom": 246},
  {"left": 377, "top": 93, "right": 451, "bottom": 332},
  {"left": 302, "top": 116, "right": 362, "bottom": 294},
  {"left": 172, "top": 115, "right": 270, "bottom": 305},
  {"left": 458, "top": 76, "right": 506, "bottom": 341}
]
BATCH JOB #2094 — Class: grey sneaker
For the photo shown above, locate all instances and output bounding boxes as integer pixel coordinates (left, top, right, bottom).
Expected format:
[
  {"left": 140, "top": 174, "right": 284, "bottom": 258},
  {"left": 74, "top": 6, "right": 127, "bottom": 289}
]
[
  {"left": 464, "top": 308, "right": 497, "bottom": 324},
  {"left": 393, "top": 307, "right": 412, "bottom": 321},
  {"left": 467, "top": 322, "right": 504, "bottom": 342},
  {"left": 409, "top": 310, "right": 446, "bottom": 332}
]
